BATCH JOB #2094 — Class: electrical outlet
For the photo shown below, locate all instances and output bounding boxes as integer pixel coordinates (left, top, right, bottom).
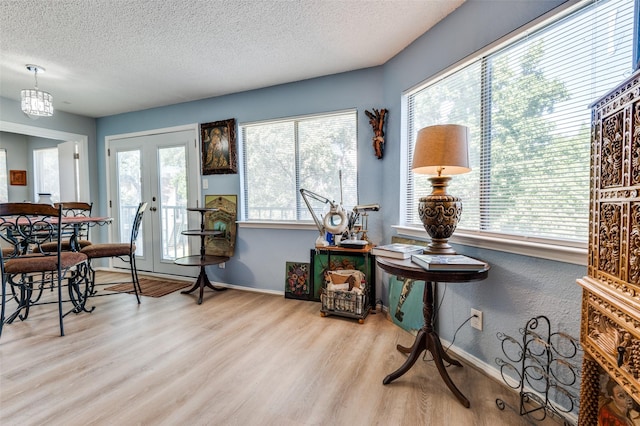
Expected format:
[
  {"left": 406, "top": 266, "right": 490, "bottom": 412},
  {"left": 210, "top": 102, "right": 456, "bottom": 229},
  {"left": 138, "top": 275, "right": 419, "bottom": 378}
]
[
  {"left": 470, "top": 308, "right": 483, "bottom": 331},
  {"left": 218, "top": 262, "right": 225, "bottom": 269},
  {"left": 202, "top": 179, "right": 209, "bottom": 189}
]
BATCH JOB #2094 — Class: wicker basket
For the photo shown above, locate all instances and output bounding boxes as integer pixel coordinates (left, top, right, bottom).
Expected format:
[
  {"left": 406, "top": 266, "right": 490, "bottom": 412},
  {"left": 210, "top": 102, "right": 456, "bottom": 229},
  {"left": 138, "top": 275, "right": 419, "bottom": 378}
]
[{"left": 321, "top": 289, "right": 367, "bottom": 315}]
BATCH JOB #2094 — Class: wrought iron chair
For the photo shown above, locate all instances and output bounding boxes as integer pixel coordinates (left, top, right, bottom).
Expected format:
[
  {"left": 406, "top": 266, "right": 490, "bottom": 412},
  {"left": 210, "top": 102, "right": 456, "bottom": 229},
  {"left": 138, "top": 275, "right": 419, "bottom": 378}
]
[
  {"left": 0, "top": 203, "right": 90, "bottom": 337},
  {"left": 40, "top": 202, "right": 94, "bottom": 252},
  {"left": 80, "top": 202, "right": 147, "bottom": 303}
]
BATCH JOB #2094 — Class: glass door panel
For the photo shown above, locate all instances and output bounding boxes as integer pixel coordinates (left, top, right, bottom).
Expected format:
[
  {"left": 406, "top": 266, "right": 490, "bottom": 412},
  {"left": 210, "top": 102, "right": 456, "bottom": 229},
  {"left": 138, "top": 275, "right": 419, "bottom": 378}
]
[
  {"left": 158, "top": 145, "right": 189, "bottom": 261},
  {"left": 116, "top": 149, "right": 143, "bottom": 257}
]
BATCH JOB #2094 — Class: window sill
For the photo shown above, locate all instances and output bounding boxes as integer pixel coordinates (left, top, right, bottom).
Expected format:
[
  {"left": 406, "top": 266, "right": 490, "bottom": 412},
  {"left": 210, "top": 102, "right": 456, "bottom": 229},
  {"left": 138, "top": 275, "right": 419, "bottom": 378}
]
[
  {"left": 392, "top": 225, "right": 587, "bottom": 266},
  {"left": 237, "top": 222, "right": 587, "bottom": 266}
]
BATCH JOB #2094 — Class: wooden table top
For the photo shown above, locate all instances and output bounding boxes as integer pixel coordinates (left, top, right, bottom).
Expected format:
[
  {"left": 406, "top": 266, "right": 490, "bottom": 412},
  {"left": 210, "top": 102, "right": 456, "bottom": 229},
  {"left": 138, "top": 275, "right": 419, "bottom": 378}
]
[{"left": 376, "top": 256, "right": 490, "bottom": 283}]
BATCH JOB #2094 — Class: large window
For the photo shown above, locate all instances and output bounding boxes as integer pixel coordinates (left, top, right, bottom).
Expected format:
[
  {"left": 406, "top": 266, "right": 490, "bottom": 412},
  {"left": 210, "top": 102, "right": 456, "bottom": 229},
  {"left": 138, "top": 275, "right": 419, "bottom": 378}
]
[
  {"left": 241, "top": 110, "right": 358, "bottom": 222},
  {"left": 405, "top": 0, "right": 634, "bottom": 246}
]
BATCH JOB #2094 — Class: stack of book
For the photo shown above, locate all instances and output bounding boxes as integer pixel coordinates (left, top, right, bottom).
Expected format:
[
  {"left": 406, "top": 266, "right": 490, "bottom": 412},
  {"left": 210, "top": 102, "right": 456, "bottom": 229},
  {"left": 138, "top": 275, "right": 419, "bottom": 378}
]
[
  {"left": 371, "top": 243, "right": 425, "bottom": 259},
  {"left": 410, "top": 254, "right": 488, "bottom": 271}
]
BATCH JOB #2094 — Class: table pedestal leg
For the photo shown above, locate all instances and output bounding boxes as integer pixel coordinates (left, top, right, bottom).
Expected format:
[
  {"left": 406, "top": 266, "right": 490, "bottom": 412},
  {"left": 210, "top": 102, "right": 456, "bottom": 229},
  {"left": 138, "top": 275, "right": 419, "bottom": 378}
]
[
  {"left": 382, "top": 281, "right": 470, "bottom": 408},
  {"left": 181, "top": 266, "right": 226, "bottom": 304}
]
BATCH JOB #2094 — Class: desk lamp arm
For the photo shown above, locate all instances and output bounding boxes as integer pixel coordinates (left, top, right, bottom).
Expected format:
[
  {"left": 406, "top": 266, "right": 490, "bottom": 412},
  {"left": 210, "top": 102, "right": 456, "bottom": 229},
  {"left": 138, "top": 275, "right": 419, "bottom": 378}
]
[{"left": 300, "top": 188, "right": 333, "bottom": 236}]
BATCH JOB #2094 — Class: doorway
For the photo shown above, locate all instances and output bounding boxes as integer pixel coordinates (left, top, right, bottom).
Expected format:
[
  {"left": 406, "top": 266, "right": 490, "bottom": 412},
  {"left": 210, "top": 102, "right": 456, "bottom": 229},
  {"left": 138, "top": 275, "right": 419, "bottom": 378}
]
[
  {"left": 0, "top": 120, "right": 91, "bottom": 203},
  {"left": 106, "top": 125, "right": 200, "bottom": 276}
]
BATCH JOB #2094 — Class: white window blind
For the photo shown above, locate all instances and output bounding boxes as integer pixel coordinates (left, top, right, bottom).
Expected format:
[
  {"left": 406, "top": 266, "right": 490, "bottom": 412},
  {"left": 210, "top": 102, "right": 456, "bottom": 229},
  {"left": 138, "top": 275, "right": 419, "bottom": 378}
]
[
  {"left": 241, "top": 110, "right": 358, "bottom": 222},
  {"left": 405, "top": 0, "right": 634, "bottom": 245}
]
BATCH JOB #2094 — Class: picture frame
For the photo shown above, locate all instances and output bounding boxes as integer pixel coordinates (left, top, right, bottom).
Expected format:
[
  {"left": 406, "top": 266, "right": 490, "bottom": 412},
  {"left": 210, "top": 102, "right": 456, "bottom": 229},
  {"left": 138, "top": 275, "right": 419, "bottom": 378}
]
[
  {"left": 284, "top": 262, "right": 310, "bottom": 300},
  {"left": 9, "top": 170, "right": 26, "bottom": 186},
  {"left": 594, "top": 364, "right": 640, "bottom": 425},
  {"left": 200, "top": 118, "right": 237, "bottom": 175},
  {"left": 204, "top": 194, "right": 237, "bottom": 257}
]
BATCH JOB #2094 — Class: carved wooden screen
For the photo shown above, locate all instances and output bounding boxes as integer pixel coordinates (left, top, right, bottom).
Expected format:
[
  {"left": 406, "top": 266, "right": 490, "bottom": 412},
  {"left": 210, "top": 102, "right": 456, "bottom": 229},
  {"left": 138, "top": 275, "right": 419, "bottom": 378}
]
[{"left": 578, "top": 69, "right": 640, "bottom": 425}]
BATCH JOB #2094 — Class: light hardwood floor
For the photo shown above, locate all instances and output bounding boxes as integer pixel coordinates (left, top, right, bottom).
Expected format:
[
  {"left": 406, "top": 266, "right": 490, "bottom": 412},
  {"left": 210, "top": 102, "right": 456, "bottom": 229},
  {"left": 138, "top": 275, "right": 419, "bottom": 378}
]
[{"left": 0, "top": 272, "right": 565, "bottom": 425}]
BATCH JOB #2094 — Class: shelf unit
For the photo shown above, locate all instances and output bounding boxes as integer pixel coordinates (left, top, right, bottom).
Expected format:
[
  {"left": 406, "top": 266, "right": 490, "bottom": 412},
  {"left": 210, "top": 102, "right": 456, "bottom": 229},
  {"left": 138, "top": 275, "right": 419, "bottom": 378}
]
[
  {"left": 310, "top": 245, "right": 375, "bottom": 324},
  {"left": 174, "top": 207, "right": 229, "bottom": 304}
]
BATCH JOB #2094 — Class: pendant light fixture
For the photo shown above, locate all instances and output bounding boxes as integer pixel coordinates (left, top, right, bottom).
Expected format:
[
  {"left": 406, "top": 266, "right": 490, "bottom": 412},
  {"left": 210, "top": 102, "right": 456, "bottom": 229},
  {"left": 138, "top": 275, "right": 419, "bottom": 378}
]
[{"left": 21, "top": 64, "right": 54, "bottom": 118}]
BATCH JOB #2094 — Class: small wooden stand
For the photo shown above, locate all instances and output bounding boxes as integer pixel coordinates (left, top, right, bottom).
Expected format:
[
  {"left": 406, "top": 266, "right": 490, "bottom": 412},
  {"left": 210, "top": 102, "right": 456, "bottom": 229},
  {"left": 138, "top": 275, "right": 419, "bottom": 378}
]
[
  {"left": 376, "top": 257, "right": 489, "bottom": 408},
  {"left": 312, "top": 245, "right": 375, "bottom": 324},
  {"left": 175, "top": 207, "right": 229, "bottom": 304}
]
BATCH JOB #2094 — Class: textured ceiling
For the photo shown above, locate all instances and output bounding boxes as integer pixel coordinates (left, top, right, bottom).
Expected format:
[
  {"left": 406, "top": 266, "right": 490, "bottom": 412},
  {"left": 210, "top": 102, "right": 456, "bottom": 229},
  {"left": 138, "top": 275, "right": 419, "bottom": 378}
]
[{"left": 0, "top": 0, "right": 465, "bottom": 118}]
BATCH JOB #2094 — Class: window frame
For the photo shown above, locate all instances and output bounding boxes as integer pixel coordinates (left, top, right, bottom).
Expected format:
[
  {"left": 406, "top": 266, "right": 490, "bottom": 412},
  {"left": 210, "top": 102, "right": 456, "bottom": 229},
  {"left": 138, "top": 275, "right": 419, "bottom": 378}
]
[
  {"left": 398, "top": 0, "right": 634, "bottom": 266},
  {"left": 239, "top": 109, "right": 359, "bottom": 227}
]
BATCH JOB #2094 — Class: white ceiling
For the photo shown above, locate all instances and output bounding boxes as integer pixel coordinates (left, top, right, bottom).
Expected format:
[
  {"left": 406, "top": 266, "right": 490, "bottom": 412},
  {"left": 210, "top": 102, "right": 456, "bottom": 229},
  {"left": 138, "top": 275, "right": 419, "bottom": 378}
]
[{"left": 0, "top": 0, "right": 465, "bottom": 118}]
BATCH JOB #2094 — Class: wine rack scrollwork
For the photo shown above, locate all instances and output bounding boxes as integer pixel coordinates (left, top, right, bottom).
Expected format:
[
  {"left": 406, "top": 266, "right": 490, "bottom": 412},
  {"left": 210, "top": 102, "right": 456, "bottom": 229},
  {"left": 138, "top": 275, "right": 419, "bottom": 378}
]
[{"left": 495, "top": 315, "right": 582, "bottom": 425}]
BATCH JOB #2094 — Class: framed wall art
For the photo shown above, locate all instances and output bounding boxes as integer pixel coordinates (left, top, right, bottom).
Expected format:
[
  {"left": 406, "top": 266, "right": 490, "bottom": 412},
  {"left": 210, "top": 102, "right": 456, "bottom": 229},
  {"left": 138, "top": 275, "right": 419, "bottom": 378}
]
[
  {"left": 284, "top": 262, "right": 310, "bottom": 300},
  {"left": 201, "top": 118, "right": 237, "bottom": 174},
  {"left": 9, "top": 170, "right": 26, "bottom": 186},
  {"left": 596, "top": 366, "right": 640, "bottom": 425},
  {"left": 204, "top": 194, "right": 237, "bottom": 257}
]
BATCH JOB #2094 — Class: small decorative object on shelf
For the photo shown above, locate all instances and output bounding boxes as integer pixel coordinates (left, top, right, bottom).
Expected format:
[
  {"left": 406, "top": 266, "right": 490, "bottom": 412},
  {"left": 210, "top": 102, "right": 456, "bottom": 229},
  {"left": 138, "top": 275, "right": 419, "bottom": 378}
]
[
  {"left": 495, "top": 315, "right": 581, "bottom": 425},
  {"left": 365, "top": 108, "right": 388, "bottom": 159}
]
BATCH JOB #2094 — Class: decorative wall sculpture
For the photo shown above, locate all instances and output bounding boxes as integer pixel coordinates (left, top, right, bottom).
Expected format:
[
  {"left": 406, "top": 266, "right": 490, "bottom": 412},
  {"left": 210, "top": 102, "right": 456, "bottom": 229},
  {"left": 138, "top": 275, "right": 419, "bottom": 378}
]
[{"left": 365, "top": 108, "right": 388, "bottom": 159}]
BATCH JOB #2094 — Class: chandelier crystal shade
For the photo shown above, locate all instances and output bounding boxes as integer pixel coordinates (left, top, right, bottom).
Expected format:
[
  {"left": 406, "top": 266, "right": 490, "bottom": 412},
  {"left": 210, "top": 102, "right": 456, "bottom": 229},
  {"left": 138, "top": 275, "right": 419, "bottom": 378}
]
[{"left": 21, "top": 65, "right": 53, "bottom": 117}]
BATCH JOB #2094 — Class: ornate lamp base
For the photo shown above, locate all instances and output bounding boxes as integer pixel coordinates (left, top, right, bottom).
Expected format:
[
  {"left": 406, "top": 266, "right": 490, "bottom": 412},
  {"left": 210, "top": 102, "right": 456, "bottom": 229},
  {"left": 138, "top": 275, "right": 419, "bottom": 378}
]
[{"left": 418, "top": 176, "right": 462, "bottom": 255}]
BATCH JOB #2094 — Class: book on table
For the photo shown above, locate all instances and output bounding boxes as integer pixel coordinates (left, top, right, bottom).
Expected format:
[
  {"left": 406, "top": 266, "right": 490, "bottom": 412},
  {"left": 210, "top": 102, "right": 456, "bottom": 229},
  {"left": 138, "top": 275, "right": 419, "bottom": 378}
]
[
  {"left": 371, "top": 243, "right": 425, "bottom": 259},
  {"left": 410, "top": 254, "right": 488, "bottom": 271}
]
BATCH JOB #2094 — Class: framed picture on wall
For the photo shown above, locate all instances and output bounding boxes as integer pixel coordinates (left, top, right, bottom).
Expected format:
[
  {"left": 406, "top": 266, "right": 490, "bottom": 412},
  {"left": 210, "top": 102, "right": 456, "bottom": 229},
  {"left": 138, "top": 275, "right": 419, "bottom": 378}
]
[
  {"left": 9, "top": 170, "right": 26, "bottom": 186},
  {"left": 200, "top": 118, "right": 237, "bottom": 174}
]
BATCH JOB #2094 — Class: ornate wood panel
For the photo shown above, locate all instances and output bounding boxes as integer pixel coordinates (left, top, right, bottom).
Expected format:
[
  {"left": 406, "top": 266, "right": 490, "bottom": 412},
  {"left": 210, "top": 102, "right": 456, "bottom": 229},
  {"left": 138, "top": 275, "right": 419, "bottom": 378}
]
[{"left": 578, "top": 69, "right": 640, "bottom": 425}]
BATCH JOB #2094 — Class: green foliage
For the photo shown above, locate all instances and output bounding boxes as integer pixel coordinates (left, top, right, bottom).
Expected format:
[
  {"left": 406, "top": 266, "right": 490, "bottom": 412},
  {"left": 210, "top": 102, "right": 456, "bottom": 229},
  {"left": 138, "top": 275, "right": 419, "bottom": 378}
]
[
  {"left": 410, "top": 40, "right": 590, "bottom": 240},
  {"left": 245, "top": 113, "right": 357, "bottom": 220}
]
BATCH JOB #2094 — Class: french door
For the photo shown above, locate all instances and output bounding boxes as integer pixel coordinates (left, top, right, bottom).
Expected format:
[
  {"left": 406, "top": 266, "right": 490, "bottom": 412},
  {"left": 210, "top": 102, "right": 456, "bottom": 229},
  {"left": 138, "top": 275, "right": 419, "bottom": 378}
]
[{"left": 106, "top": 127, "right": 200, "bottom": 276}]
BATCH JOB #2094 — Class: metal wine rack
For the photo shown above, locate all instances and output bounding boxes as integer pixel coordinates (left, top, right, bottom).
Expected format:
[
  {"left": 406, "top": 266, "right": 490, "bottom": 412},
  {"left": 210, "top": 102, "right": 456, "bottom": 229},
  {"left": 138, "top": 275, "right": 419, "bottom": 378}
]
[{"left": 495, "top": 315, "right": 581, "bottom": 425}]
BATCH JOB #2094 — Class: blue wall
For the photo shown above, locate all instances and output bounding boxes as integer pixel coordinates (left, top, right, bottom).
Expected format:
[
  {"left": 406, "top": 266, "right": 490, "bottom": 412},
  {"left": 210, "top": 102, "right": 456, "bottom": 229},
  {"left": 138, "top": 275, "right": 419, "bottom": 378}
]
[{"left": 97, "top": 68, "right": 387, "bottom": 293}]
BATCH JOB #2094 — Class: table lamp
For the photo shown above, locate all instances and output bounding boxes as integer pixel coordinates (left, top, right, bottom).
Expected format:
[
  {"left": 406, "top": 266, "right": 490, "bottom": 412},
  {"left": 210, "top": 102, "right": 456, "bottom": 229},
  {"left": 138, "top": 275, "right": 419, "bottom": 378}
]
[{"left": 412, "top": 124, "right": 470, "bottom": 254}]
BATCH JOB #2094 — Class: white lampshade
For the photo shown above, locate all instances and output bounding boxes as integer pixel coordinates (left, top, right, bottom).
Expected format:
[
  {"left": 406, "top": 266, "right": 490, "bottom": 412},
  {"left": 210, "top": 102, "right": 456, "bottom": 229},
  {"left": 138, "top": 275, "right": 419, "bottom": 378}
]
[{"left": 412, "top": 124, "right": 470, "bottom": 175}]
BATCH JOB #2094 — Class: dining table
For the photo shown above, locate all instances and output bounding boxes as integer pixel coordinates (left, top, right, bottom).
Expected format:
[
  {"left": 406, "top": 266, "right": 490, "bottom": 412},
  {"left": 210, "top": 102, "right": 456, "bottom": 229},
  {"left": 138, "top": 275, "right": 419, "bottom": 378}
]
[
  {"left": 0, "top": 214, "right": 114, "bottom": 320},
  {"left": 3, "top": 215, "right": 113, "bottom": 253}
]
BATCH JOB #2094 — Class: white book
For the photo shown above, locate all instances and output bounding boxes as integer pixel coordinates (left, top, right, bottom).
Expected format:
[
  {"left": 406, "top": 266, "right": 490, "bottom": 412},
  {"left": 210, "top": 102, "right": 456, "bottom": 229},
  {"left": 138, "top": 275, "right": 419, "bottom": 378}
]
[
  {"left": 411, "top": 254, "right": 488, "bottom": 271},
  {"left": 371, "top": 243, "right": 425, "bottom": 259}
]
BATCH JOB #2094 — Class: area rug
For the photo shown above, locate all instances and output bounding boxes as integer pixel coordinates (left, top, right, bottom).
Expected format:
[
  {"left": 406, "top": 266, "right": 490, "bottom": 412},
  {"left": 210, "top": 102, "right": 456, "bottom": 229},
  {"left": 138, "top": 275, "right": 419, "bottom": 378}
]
[{"left": 104, "top": 278, "right": 191, "bottom": 298}]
